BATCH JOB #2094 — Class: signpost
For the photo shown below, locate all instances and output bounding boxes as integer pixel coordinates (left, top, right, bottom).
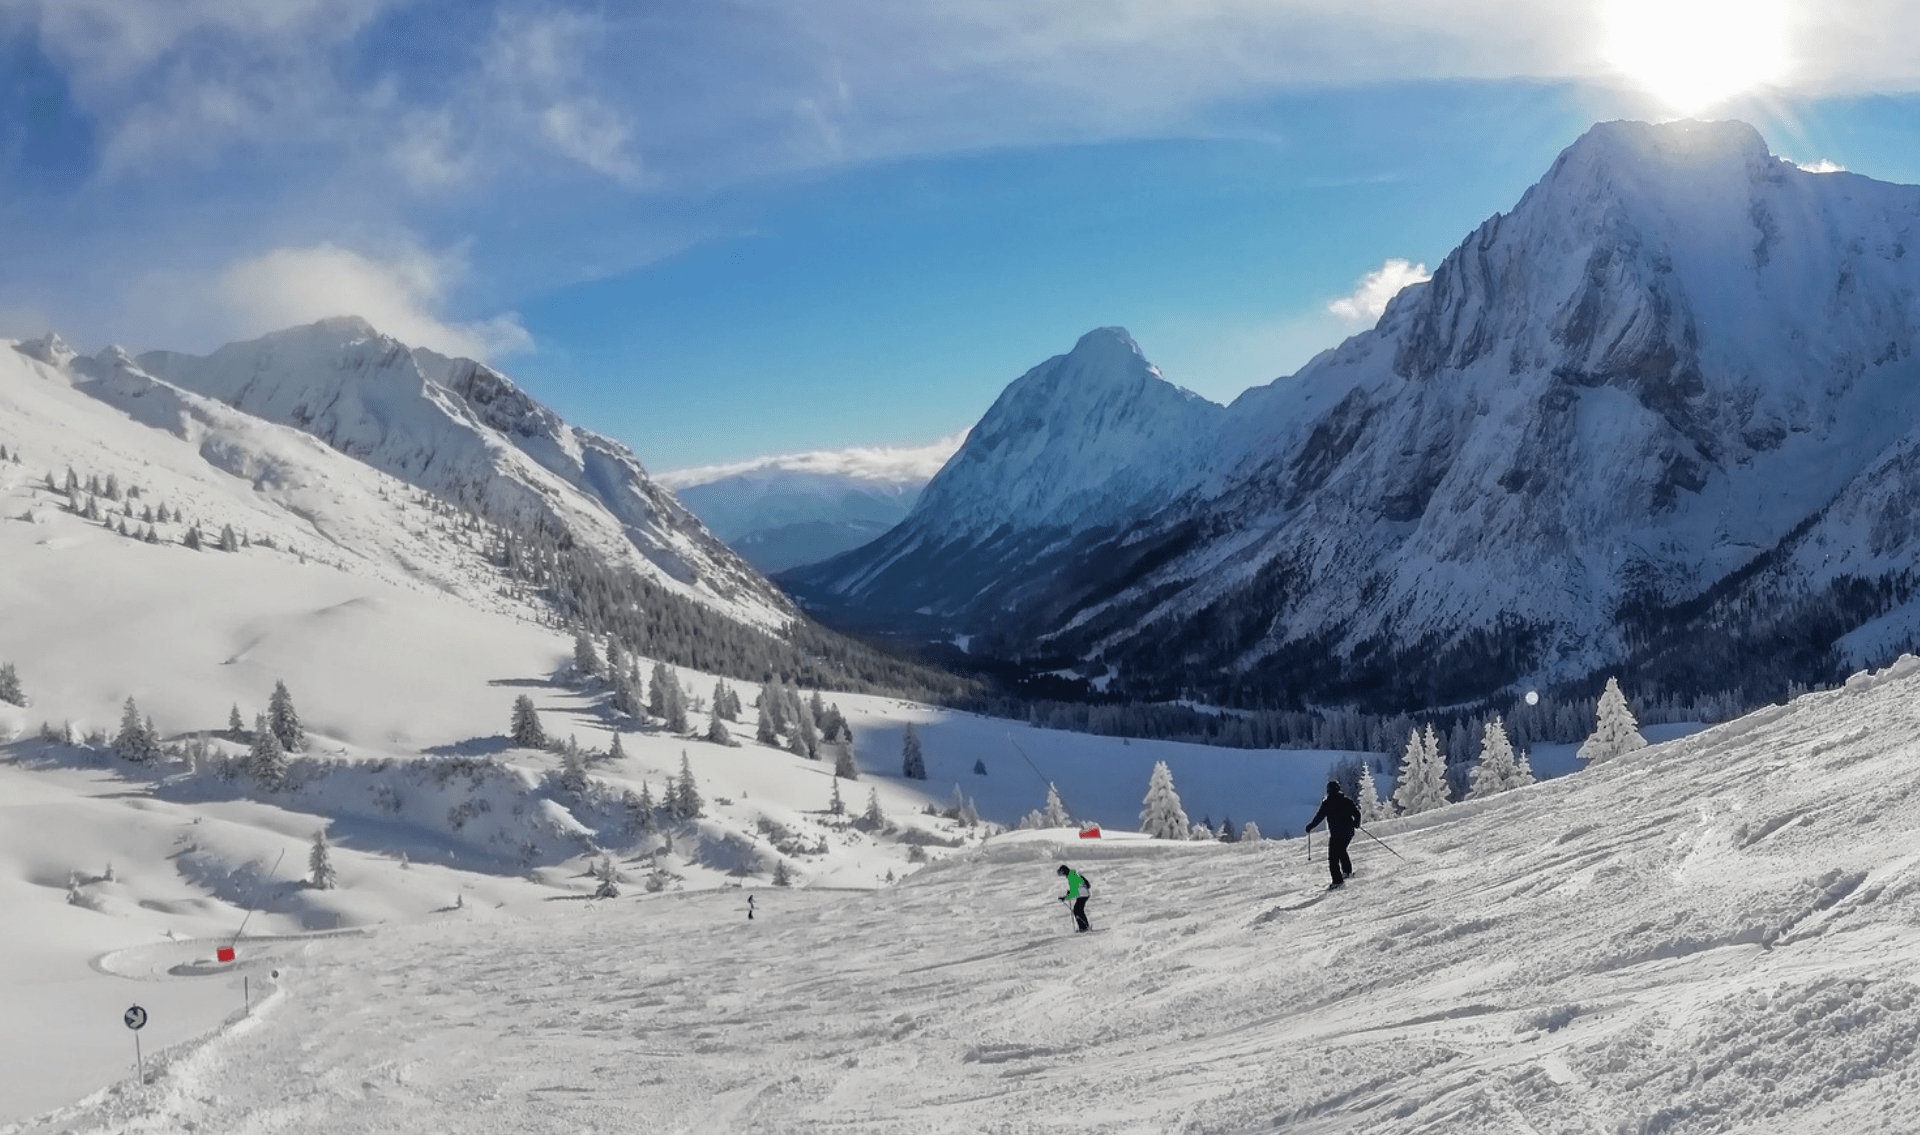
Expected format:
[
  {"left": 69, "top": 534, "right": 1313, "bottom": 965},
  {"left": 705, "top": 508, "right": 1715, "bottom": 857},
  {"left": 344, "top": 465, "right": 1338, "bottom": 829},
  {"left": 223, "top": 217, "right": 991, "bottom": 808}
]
[{"left": 124, "top": 1004, "right": 147, "bottom": 1083}]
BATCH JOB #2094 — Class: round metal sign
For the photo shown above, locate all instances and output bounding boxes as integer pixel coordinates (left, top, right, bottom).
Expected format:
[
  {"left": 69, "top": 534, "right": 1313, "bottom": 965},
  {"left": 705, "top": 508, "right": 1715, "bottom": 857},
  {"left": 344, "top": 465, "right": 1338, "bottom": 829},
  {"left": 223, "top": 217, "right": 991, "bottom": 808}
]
[{"left": 124, "top": 1005, "right": 147, "bottom": 1031}]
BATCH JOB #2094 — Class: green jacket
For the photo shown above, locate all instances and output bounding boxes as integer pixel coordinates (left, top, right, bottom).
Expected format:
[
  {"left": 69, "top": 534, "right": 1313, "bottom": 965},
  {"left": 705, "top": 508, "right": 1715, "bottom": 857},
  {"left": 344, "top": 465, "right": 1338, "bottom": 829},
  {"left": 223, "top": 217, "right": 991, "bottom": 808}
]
[{"left": 1062, "top": 869, "right": 1087, "bottom": 900}]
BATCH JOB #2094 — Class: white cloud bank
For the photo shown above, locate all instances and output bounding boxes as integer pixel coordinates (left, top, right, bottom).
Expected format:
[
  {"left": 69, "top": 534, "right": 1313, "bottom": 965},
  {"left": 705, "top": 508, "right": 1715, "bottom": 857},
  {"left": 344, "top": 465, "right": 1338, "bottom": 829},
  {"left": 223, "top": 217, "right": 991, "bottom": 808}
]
[
  {"left": 1327, "top": 258, "right": 1432, "bottom": 324},
  {"left": 657, "top": 431, "right": 970, "bottom": 490},
  {"left": 209, "top": 243, "right": 533, "bottom": 361}
]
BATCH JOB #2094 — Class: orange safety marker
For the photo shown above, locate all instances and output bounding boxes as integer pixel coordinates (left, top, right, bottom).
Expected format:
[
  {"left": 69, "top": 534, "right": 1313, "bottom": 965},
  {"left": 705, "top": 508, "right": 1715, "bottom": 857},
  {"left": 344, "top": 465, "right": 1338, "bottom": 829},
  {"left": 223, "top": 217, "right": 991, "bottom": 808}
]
[{"left": 1078, "top": 826, "right": 1101, "bottom": 838}]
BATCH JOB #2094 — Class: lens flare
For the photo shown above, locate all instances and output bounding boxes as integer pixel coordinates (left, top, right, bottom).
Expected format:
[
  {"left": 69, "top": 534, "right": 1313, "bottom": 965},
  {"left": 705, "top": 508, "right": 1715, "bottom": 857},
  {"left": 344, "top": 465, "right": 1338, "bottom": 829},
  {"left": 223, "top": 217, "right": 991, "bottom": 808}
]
[{"left": 1603, "top": 0, "right": 1789, "bottom": 114}]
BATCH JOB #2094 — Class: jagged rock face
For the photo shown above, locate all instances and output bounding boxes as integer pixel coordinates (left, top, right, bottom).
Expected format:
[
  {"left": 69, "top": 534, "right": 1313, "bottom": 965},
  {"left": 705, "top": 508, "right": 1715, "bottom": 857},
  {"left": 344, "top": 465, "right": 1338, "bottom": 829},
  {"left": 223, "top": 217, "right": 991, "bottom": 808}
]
[
  {"left": 795, "top": 120, "right": 1920, "bottom": 707},
  {"left": 136, "top": 317, "right": 788, "bottom": 624}
]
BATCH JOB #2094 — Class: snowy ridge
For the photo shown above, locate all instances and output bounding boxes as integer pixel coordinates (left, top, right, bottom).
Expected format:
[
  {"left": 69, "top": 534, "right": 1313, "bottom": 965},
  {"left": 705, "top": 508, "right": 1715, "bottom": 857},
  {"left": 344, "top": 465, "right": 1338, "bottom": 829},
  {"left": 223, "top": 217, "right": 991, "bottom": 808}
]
[
  {"left": 137, "top": 317, "right": 789, "bottom": 628},
  {"left": 20, "top": 656, "right": 1920, "bottom": 1132},
  {"left": 795, "top": 120, "right": 1920, "bottom": 703}
]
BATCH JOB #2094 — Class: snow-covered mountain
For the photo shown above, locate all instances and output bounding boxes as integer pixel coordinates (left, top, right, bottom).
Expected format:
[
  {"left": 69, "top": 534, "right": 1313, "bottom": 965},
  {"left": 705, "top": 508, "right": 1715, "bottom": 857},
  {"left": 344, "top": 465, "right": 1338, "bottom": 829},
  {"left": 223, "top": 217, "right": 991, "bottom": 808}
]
[
  {"left": 136, "top": 317, "right": 789, "bottom": 627},
  {"left": 792, "top": 120, "right": 1920, "bottom": 706},
  {"left": 661, "top": 436, "right": 961, "bottom": 573}
]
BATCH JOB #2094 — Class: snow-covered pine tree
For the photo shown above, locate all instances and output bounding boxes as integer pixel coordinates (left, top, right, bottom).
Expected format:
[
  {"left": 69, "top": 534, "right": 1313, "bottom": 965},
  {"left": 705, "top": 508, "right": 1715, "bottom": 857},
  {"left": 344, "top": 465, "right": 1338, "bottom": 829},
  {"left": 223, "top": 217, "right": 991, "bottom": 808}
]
[
  {"left": 1391, "top": 725, "right": 1449, "bottom": 815},
  {"left": 609, "top": 732, "right": 627, "bottom": 761},
  {"left": 0, "top": 662, "right": 25, "bottom": 707},
  {"left": 648, "top": 662, "right": 670, "bottom": 718},
  {"left": 901, "top": 723, "right": 926, "bottom": 779},
  {"left": 228, "top": 703, "right": 245, "bottom": 740},
  {"left": 183, "top": 524, "right": 202, "bottom": 550},
  {"left": 664, "top": 673, "right": 689, "bottom": 734},
  {"left": 1138, "top": 760, "right": 1190, "bottom": 839},
  {"left": 1042, "top": 782, "right": 1071, "bottom": 827},
  {"left": 113, "top": 696, "right": 160, "bottom": 763},
  {"left": 1515, "top": 748, "right": 1536, "bottom": 787},
  {"left": 309, "top": 829, "right": 337, "bottom": 890},
  {"left": 772, "top": 859, "right": 793, "bottom": 887},
  {"left": 829, "top": 778, "right": 844, "bottom": 815},
  {"left": 755, "top": 699, "right": 777, "bottom": 745},
  {"left": 249, "top": 713, "right": 287, "bottom": 788},
  {"left": 266, "top": 679, "right": 304, "bottom": 753},
  {"left": 960, "top": 796, "right": 980, "bottom": 827},
  {"left": 1578, "top": 677, "right": 1648, "bottom": 764},
  {"left": 572, "top": 630, "right": 602, "bottom": 679},
  {"left": 675, "top": 751, "right": 702, "bottom": 818},
  {"left": 711, "top": 679, "right": 730, "bottom": 723},
  {"left": 559, "top": 745, "right": 588, "bottom": 795},
  {"left": 1240, "top": 820, "right": 1263, "bottom": 842},
  {"left": 610, "top": 668, "right": 641, "bottom": 717},
  {"left": 862, "top": 788, "right": 886, "bottom": 829},
  {"left": 1219, "top": 816, "right": 1237, "bottom": 842},
  {"left": 218, "top": 524, "right": 238, "bottom": 552},
  {"left": 763, "top": 679, "right": 789, "bottom": 735},
  {"left": 605, "top": 637, "right": 626, "bottom": 679},
  {"left": 510, "top": 694, "right": 546, "bottom": 748},
  {"left": 795, "top": 699, "right": 820, "bottom": 759},
  {"left": 592, "top": 855, "right": 620, "bottom": 899},
  {"left": 785, "top": 729, "right": 810, "bottom": 758},
  {"left": 1468, "top": 716, "right": 1521, "bottom": 798},
  {"left": 1357, "top": 763, "right": 1387, "bottom": 822},
  {"left": 707, "top": 710, "right": 732, "bottom": 746},
  {"left": 833, "top": 742, "right": 858, "bottom": 780}
]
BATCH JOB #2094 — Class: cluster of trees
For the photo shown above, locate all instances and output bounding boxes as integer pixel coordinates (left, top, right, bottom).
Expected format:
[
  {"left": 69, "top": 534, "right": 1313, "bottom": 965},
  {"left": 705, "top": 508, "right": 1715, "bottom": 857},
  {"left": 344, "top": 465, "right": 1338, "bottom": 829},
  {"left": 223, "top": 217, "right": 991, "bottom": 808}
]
[
  {"left": 485, "top": 514, "right": 976, "bottom": 705},
  {"left": 38, "top": 464, "right": 261, "bottom": 552},
  {"left": 0, "top": 662, "right": 25, "bottom": 707}
]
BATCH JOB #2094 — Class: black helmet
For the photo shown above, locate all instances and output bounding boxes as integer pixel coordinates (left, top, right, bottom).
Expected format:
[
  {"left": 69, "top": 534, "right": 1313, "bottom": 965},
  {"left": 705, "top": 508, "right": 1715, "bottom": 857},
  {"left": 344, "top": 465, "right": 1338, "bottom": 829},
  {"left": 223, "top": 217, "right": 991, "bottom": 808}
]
[{"left": 1056, "top": 864, "right": 1070, "bottom": 875}]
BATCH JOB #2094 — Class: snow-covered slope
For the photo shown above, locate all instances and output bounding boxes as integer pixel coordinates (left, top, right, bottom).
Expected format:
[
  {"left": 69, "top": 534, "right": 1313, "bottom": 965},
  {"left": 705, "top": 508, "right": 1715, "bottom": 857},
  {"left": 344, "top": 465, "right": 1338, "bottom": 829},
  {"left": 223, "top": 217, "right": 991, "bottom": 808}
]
[
  {"left": 794, "top": 120, "right": 1920, "bottom": 706},
  {"left": 23, "top": 654, "right": 1920, "bottom": 1133},
  {"left": 136, "top": 318, "right": 787, "bottom": 628}
]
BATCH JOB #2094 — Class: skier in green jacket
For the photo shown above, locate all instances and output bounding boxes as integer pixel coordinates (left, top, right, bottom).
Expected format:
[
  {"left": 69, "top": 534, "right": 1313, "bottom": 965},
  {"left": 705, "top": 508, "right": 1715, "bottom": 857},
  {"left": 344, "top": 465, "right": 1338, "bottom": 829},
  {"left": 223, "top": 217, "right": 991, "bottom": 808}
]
[{"left": 1057, "top": 864, "right": 1091, "bottom": 932}]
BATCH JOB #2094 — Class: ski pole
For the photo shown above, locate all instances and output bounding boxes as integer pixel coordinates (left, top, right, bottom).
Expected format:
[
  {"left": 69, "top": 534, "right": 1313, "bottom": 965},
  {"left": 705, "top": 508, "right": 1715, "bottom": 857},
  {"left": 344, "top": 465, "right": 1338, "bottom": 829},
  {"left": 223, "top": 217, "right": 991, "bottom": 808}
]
[
  {"left": 1356, "top": 825, "right": 1406, "bottom": 861},
  {"left": 1305, "top": 829, "right": 1312, "bottom": 863}
]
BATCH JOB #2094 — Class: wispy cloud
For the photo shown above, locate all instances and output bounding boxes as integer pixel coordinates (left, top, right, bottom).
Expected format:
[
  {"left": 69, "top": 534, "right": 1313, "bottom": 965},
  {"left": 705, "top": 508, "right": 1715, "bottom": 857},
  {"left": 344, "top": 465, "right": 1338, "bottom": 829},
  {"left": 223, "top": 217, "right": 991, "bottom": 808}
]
[
  {"left": 1797, "top": 158, "right": 1847, "bottom": 174},
  {"left": 657, "top": 431, "right": 970, "bottom": 489},
  {"left": 201, "top": 242, "right": 532, "bottom": 361},
  {"left": 1328, "top": 258, "right": 1431, "bottom": 324}
]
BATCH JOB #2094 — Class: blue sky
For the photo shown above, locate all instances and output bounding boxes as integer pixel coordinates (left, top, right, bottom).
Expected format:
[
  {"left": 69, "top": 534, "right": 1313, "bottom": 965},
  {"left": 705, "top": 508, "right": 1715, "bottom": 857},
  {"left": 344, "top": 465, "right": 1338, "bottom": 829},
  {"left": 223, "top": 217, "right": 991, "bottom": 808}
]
[{"left": 4, "top": 2, "right": 1919, "bottom": 471}]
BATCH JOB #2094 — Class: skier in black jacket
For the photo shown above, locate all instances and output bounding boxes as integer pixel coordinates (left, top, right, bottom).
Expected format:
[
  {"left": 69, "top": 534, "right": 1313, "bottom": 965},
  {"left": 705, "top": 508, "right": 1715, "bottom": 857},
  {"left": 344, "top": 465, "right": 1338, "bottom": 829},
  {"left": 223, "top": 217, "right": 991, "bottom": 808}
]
[{"left": 1305, "top": 781, "right": 1362, "bottom": 890}]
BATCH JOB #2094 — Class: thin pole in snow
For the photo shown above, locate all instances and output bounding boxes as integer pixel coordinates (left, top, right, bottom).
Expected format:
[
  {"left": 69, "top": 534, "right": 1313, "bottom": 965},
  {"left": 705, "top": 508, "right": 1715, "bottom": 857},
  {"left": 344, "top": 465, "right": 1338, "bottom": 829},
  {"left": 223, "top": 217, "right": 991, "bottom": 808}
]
[{"left": 1356, "top": 825, "right": 1407, "bottom": 862}]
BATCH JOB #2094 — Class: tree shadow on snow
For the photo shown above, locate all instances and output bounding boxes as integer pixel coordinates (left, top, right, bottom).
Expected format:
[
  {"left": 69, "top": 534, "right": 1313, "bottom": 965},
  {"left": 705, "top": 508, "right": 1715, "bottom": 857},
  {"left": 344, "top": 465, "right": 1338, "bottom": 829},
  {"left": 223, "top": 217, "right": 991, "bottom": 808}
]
[{"left": 421, "top": 735, "right": 513, "bottom": 758}]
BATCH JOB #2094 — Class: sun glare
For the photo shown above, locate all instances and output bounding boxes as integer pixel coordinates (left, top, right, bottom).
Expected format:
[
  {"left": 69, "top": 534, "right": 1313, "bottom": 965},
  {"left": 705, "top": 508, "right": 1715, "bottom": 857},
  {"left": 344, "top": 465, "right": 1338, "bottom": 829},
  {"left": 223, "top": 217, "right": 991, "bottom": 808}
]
[{"left": 1603, "top": 0, "right": 1789, "bottom": 115}]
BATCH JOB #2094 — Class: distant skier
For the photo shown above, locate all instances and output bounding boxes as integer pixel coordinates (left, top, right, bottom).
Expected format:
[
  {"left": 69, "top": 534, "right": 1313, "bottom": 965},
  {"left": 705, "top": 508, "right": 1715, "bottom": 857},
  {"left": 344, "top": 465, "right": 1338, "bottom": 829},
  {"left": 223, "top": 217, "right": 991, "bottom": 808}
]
[
  {"left": 747, "top": 895, "right": 756, "bottom": 921},
  {"left": 1057, "top": 864, "right": 1091, "bottom": 932},
  {"left": 1305, "top": 781, "right": 1362, "bottom": 890}
]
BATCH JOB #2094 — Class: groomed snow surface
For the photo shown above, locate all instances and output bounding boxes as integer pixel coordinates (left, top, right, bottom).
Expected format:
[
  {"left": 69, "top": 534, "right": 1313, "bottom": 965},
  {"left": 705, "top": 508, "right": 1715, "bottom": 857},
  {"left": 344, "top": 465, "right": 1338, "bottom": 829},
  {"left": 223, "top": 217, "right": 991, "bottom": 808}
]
[{"left": 9, "top": 659, "right": 1920, "bottom": 1133}]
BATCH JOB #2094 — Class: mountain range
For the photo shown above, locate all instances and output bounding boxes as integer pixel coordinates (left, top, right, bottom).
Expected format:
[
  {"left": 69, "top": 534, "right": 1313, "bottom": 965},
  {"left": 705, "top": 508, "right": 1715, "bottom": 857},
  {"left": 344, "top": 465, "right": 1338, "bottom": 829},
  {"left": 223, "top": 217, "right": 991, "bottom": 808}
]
[{"left": 789, "top": 119, "right": 1920, "bottom": 711}]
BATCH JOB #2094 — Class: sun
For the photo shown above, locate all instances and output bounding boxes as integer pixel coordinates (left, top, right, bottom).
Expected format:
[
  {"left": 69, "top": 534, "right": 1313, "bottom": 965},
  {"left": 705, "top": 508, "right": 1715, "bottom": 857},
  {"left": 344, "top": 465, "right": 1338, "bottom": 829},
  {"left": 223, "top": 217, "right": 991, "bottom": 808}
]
[{"left": 1602, "top": 0, "right": 1790, "bottom": 115}]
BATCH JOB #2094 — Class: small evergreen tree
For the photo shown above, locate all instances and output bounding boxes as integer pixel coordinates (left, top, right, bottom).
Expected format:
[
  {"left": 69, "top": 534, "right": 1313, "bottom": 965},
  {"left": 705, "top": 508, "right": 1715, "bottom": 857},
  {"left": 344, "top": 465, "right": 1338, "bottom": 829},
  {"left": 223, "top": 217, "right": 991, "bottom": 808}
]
[
  {"left": 0, "top": 662, "right": 25, "bottom": 707},
  {"left": 829, "top": 778, "right": 844, "bottom": 815},
  {"left": 1041, "top": 782, "right": 1071, "bottom": 827},
  {"left": 674, "top": 750, "right": 702, "bottom": 818},
  {"left": 772, "top": 859, "right": 794, "bottom": 886},
  {"left": 218, "top": 523, "right": 238, "bottom": 552},
  {"left": 755, "top": 699, "right": 778, "bottom": 745},
  {"left": 863, "top": 788, "right": 886, "bottom": 829},
  {"left": 1469, "top": 716, "right": 1521, "bottom": 799},
  {"left": 605, "top": 637, "right": 626, "bottom": 679},
  {"left": 608, "top": 732, "right": 627, "bottom": 761},
  {"left": 309, "top": 829, "right": 337, "bottom": 890},
  {"left": 832, "top": 742, "right": 858, "bottom": 780},
  {"left": 227, "top": 703, "right": 245, "bottom": 740},
  {"left": 559, "top": 746, "right": 588, "bottom": 795},
  {"left": 593, "top": 854, "right": 620, "bottom": 899},
  {"left": 183, "top": 524, "right": 202, "bottom": 550},
  {"left": 266, "top": 679, "right": 304, "bottom": 753},
  {"left": 706, "top": 711, "right": 732, "bottom": 746},
  {"left": 249, "top": 713, "right": 287, "bottom": 788},
  {"left": 1392, "top": 726, "right": 1449, "bottom": 815},
  {"left": 901, "top": 723, "right": 926, "bottom": 779},
  {"left": 786, "top": 729, "right": 810, "bottom": 758},
  {"left": 1240, "top": 820, "right": 1263, "bottom": 842},
  {"left": 510, "top": 694, "right": 547, "bottom": 748},
  {"left": 572, "top": 630, "right": 602, "bottom": 679},
  {"left": 1579, "top": 677, "right": 1648, "bottom": 764},
  {"left": 113, "top": 696, "right": 160, "bottom": 764},
  {"left": 1138, "top": 760, "right": 1190, "bottom": 839},
  {"left": 1357, "top": 763, "right": 1387, "bottom": 822}
]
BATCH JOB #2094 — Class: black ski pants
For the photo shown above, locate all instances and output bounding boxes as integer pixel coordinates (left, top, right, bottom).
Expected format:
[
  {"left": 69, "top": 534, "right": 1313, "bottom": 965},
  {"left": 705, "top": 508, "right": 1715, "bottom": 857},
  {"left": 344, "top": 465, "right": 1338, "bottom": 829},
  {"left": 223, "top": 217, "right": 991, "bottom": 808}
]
[
  {"left": 1327, "top": 829, "right": 1354, "bottom": 886},
  {"left": 1069, "top": 896, "right": 1090, "bottom": 932}
]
